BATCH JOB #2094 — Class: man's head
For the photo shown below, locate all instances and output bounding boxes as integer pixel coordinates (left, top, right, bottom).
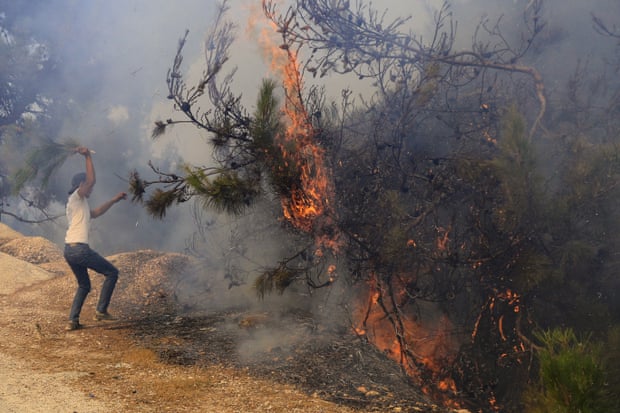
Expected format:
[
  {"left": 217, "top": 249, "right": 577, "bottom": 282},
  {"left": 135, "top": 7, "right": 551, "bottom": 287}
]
[{"left": 68, "top": 172, "right": 87, "bottom": 195}]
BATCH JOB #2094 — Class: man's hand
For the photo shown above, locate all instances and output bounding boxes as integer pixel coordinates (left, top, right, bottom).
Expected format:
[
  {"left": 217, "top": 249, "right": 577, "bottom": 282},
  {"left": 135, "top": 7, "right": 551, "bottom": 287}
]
[
  {"left": 75, "top": 146, "right": 92, "bottom": 157},
  {"left": 113, "top": 192, "right": 128, "bottom": 203},
  {"left": 91, "top": 192, "right": 127, "bottom": 218}
]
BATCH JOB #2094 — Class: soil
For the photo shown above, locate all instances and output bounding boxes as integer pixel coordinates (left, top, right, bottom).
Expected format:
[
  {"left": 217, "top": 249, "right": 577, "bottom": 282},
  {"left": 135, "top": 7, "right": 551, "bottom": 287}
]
[{"left": 0, "top": 224, "right": 464, "bottom": 413}]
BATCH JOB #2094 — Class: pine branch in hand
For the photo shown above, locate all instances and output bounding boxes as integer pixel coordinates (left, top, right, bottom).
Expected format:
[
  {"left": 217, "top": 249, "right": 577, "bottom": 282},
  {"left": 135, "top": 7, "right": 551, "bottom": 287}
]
[{"left": 11, "top": 138, "right": 82, "bottom": 194}]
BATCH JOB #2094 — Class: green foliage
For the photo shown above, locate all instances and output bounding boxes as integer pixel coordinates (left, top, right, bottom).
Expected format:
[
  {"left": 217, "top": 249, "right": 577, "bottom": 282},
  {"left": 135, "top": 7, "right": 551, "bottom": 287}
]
[
  {"left": 10, "top": 138, "right": 80, "bottom": 194},
  {"left": 144, "top": 188, "right": 184, "bottom": 219},
  {"left": 489, "top": 106, "right": 540, "bottom": 233},
  {"left": 185, "top": 167, "right": 260, "bottom": 215},
  {"left": 138, "top": 77, "right": 288, "bottom": 220},
  {"left": 510, "top": 251, "right": 556, "bottom": 292},
  {"left": 250, "top": 79, "right": 302, "bottom": 198},
  {"left": 495, "top": 233, "right": 600, "bottom": 295},
  {"left": 251, "top": 79, "right": 283, "bottom": 153},
  {"left": 524, "top": 328, "right": 615, "bottom": 413},
  {"left": 556, "top": 240, "right": 597, "bottom": 278},
  {"left": 603, "top": 327, "right": 620, "bottom": 401},
  {"left": 562, "top": 139, "right": 620, "bottom": 201},
  {"left": 549, "top": 139, "right": 620, "bottom": 240}
]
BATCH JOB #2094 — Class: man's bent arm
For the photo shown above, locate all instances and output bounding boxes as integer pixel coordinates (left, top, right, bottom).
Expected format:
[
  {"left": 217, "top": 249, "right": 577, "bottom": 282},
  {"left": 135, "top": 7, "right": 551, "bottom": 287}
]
[{"left": 91, "top": 192, "right": 127, "bottom": 219}]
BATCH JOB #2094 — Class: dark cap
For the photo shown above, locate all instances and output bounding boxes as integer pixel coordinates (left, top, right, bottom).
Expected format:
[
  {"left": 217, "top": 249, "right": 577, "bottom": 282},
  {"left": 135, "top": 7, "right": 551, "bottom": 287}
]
[{"left": 69, "top": 172, "right": 86, "bottom": 194}]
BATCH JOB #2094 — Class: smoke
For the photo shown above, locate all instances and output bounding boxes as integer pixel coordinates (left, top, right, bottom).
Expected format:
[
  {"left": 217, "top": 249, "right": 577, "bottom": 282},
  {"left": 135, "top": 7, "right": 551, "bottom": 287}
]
[
  {"left": 4, "top": 0, "right": 221, "bottom": 252},
  {"left": 4, "top": 1, "right": 620, "bottom": 367},
  {"left": 6, "top": 0, "right": 614, "bottom": 247},
  {"left": 443, "top": 0, "right": 619, "bottom": 77}
]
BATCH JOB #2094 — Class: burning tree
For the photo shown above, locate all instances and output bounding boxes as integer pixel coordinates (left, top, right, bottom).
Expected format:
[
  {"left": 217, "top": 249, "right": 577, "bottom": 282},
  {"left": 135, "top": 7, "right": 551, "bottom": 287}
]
[{"left": 134, "top": 0, "right": 620, "bottom": 411}]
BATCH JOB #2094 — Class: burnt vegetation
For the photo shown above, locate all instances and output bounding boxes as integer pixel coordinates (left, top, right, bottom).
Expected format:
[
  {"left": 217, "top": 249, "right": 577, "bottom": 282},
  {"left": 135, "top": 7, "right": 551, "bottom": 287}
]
[{"left": 133, "top": 0, "right": 620, "bottom": 411}]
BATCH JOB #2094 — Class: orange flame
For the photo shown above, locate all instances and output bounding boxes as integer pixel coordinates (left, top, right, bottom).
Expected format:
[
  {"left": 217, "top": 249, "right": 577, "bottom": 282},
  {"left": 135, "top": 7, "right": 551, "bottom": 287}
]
[
  {"left": 351, "top": 274, "right": 462, "bottom": 407},
  {"left": 253, "top": 4, "right": 517, "bottom": 409},
  {"left": 255, "top": 2, "right": 340, "bottom": 253}
]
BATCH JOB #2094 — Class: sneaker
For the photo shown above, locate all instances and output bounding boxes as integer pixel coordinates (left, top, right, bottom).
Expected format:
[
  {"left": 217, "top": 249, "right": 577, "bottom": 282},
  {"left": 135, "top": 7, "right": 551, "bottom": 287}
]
[
  {"left": 65, "top": 321, "right": 82, "bottom": 331},
  {"left": 94, "top": 311, "right": 117, "bottom": 321}
]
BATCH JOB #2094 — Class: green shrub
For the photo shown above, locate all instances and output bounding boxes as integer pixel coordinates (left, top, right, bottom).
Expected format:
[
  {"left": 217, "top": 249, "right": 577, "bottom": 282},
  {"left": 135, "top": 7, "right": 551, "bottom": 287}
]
[{"left": 524, "top": 328, "right": 615, "bottom": 413}]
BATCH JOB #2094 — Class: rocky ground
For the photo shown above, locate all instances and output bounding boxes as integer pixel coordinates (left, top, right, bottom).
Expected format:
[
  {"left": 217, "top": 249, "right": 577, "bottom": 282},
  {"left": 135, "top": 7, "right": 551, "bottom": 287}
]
[{"left": 0, "top": 223, "right": 465, "bottom": 413}]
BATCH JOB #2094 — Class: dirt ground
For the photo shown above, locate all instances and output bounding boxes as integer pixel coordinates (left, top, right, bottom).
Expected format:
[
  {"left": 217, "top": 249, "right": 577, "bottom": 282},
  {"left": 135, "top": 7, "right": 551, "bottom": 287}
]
[{"left": 0, "top": 224, "right": 465, "bottom": 413}]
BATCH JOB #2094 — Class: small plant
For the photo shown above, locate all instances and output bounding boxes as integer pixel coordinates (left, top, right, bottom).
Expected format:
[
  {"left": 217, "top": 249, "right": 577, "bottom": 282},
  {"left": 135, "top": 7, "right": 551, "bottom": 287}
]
[{"left": 524, "top": 327, "right": 615, "bottom": 413}]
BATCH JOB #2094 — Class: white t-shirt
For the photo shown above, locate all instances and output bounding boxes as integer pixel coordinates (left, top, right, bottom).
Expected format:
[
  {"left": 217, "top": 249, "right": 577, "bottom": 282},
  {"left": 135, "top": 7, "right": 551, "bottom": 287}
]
[{"left": 65, "top": 190, "right": 91, "bottom": 244}]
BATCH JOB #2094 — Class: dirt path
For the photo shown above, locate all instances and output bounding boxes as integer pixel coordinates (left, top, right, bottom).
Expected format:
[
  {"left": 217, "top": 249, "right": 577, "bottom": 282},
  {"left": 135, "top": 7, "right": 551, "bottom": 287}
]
[
  {"left": 0, "top": 269, "right": 366, "bottom": 413},
  {"left": 0, "top": 223, "right": 457, "bottom": 413},
  {"left": 0, "top": 352, "right": 117, "bottom": 413},
  {"left": 0, "top": 225, "right": 367, "bottom": 413},
  {"left": 0, "top": 252, "right": 117, "bottom": 412}
]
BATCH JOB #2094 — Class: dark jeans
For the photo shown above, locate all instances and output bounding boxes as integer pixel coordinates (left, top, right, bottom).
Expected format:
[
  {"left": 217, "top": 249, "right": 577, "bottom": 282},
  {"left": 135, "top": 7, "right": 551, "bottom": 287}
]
[{"left": 64, "top": 243, "right": 118, "bottom": 322}]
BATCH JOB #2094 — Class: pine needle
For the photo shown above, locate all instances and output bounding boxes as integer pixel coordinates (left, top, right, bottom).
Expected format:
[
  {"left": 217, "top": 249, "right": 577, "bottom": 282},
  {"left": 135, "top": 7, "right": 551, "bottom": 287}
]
[
  {"left": 185, "top": 168, "right": 260, "bottom": 215},
  {"left": 144, "top": 188, "right": 180, "bottom": 219},
  {"left": 152, "top": 121, "right": 168, "bottom": 139},
  {"left": 11, "top": 138, "right": 81, "bottom": 194},
  {"left": 253, "top": 265, "right": 299, "bottom": 298},
  {"left": 128, "top": 169, "right": 147, "bottom": 202}
]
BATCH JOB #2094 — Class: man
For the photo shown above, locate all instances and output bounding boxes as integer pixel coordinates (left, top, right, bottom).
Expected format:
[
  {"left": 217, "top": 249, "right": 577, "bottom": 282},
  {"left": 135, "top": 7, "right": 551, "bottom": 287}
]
[{"left": 64, "top": 146, "right": 127, "bottom": 331}]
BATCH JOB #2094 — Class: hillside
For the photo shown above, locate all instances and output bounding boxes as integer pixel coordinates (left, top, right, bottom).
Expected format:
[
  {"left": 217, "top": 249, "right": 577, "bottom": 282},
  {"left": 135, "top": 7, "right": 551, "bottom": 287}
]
[{"left": 0, "top": 222, "right": 461, "bottom": 413}]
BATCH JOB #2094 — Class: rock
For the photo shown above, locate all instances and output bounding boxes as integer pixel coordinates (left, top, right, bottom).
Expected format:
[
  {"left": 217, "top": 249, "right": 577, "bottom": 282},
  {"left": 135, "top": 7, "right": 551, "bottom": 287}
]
[
  {"left": 0, "top": 252, "right": 56, "bottom": 295},
  {"left": 0, "top": 236, "right": 63, "bottom": 264},
  {"left": 0, "top": 223, "right": 23, "bottom": 246}
]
